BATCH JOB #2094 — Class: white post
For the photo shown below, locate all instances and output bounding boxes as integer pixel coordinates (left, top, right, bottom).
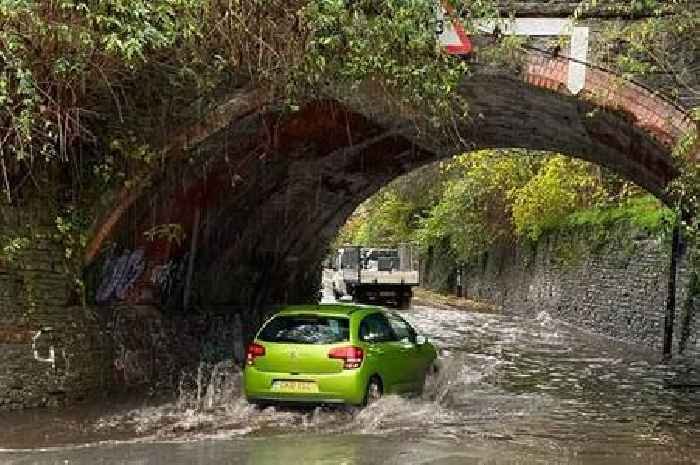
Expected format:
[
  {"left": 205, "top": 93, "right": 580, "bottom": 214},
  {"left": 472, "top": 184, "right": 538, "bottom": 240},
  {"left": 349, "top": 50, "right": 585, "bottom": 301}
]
[{"left": 568, "top": 26, "right": 590, "bottom": 94}]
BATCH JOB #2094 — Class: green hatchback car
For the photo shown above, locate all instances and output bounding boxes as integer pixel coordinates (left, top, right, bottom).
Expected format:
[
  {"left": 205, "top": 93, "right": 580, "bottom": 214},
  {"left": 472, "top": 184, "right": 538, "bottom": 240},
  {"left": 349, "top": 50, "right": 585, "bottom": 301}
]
[{"left": 244, "top": 304, "right": 438, "bottom": 406}]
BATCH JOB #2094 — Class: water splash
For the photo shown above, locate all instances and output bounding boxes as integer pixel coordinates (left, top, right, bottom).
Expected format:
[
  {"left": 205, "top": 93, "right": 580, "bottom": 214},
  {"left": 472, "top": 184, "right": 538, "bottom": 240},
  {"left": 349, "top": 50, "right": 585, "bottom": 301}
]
[{"left": 91, "top": 347, "right": 503, "bottom": 444}]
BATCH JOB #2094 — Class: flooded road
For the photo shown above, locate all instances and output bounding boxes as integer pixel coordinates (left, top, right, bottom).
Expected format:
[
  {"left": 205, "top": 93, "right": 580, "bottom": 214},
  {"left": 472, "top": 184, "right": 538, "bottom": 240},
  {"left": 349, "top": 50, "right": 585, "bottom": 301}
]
[{"left": 1, "top": 302, "right": 699, "bottom": 464}]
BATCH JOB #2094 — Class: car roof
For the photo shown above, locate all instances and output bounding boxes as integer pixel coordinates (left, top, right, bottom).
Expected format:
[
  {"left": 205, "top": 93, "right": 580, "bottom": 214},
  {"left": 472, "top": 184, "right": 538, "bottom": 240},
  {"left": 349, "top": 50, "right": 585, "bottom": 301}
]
[{"left": 275, "top": 303, "right": 383, "bottom": 317}]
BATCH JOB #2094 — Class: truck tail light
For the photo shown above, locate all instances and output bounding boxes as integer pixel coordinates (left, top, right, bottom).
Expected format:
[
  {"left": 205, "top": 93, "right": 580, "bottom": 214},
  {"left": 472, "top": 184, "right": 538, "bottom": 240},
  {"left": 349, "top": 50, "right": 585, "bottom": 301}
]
[
  {"left": 328, "top": 346, "right": 364, "bottom": 369},
  {"left": 246, "top": 343, "right": 265, "bottom": 366}
]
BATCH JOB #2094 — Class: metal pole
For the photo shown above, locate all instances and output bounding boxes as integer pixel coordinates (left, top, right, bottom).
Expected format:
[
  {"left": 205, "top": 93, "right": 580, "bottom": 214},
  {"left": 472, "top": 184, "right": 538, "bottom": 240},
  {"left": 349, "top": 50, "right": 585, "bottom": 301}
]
[
  {"left": 663, "top": 220, "right": 682, "bottom": 359},
  {"left": 456, "top": 264, "right": 462, "bottom": 298}
]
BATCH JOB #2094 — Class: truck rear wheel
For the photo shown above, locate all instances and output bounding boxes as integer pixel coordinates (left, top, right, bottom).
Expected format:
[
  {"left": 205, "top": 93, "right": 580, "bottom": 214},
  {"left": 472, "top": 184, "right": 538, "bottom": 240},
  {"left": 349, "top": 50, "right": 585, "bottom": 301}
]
[{"left": 397, "top": 295, "right": 412, "bottom": 309}]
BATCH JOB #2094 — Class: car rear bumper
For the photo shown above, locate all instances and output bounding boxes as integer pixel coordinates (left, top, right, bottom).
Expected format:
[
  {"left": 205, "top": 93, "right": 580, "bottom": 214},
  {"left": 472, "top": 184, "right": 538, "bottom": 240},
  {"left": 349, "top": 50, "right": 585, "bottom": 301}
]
[{"left": 244, "top": 366, "right": 366, "bottom": 406}]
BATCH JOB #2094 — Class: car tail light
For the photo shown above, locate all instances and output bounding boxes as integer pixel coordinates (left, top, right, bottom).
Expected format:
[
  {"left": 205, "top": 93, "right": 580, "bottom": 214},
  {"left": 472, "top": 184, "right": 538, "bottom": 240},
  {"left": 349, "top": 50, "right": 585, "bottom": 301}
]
[
  {"left": 246, "top": 343, "right": 265, "bottom": 366},
  {"left": 328, "top": 346, "right": 364, "bottom": 369}
]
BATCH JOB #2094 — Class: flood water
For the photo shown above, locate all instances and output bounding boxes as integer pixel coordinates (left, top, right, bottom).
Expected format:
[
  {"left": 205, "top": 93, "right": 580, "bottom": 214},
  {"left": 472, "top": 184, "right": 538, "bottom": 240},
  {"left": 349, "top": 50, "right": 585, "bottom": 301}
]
[{"left": 1, "top": 301, "right": 699, "bottom": 464}]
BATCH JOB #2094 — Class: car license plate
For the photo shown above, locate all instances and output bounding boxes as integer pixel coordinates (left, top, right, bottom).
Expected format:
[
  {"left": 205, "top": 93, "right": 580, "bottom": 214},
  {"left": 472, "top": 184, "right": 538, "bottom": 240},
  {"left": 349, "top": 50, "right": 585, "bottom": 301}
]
[
  {"left": 272, "top": 380, "right": 318, "bottom": 393},
  {"left": 379, "top": 291, "right": 396, "bottom": 297}
]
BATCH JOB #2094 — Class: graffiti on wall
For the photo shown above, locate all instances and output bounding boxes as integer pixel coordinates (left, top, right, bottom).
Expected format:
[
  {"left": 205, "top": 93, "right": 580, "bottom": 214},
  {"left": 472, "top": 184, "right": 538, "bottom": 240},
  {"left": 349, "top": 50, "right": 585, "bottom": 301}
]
[
  {"left": 32, "top": 328, "right": 56, "bottom": 368},
  {"left": 93, "top": 246, "right": 190, "bottom": 306},
  {"left": 32, "top": 327, "right": 69, "bottom": 376},
  {"left": 151, "top": 253, "right": 189, "bottom": 306},
  {"left": 96, "top": 248, "right": 145, "bottom": 304}
]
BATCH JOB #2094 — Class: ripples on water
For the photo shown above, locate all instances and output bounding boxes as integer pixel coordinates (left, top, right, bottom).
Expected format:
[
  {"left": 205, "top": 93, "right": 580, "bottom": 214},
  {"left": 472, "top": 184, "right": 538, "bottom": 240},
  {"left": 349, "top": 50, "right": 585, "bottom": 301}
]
[{"left": 2, "top": 305, "right": 699, "bottom": 464}]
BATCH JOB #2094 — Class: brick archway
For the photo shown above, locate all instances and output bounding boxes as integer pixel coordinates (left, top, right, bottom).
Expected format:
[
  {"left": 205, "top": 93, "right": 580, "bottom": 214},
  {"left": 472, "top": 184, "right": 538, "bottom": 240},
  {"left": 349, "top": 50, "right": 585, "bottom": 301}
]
[{"left": 88, "top": 50, "right": 696, "bottom": 309}]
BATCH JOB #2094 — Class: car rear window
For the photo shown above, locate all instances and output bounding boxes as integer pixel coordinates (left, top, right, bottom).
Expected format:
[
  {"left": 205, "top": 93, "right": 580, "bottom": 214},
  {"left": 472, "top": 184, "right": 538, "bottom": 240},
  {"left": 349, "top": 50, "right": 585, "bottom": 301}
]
[{"left": 259, "top": 315, "right": 350, "bottom": 344}]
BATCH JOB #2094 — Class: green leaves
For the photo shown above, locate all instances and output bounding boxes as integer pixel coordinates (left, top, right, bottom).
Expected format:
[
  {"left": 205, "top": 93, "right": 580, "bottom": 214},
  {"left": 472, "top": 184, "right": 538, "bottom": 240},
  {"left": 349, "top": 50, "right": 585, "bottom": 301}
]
[
  {"left": 566, "top": 195, "right": 674, "bottom": 233},
  {"left": 338, "top": 150, "right": 674, "bottom": 262},
  {"left": 416, "top": 150, "right": 543, "bottom": 260},
  {"left": 593, "top": 2, "right": 698, "bottom": 100},
  {"left": 0, "top": 235, "right": 31, "bottom": 265},
  {"left": 0, "top": 0, "right": 503, "bottom": 206},
  {"left": 143, "top": 223, "right": 186, "bottom": 246},
  {"left": 0, "top": 0, "right": 208, "bottom": 176},
  {"left": 294, "top": 0, "right": 477, "bottom": 122},
  {"left": 511, "top": 156, "right": 603, "bottom": 241}
]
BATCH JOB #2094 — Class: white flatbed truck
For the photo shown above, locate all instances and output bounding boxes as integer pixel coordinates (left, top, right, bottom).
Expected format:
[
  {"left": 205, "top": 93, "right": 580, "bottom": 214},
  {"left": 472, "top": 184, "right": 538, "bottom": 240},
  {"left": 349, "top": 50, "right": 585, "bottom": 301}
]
[{"left": 327, "top": 245, "right": 419, "bottom": 308}]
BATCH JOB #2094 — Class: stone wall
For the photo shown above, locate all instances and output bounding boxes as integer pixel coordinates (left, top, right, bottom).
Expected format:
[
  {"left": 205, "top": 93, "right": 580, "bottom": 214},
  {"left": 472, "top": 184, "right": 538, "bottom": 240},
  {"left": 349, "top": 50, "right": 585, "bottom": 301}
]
[
  {"left": 0, "top": 207, "right": 260, "bottom": 411},
  {"left": 105, "top": 304, "right": 248, "bottom": 389},
  {"left": 422, "top": 228, "right": 700, "bottom": 359},
  {"left": 0, "top": 206, "right": 113, "bottom": 410}
]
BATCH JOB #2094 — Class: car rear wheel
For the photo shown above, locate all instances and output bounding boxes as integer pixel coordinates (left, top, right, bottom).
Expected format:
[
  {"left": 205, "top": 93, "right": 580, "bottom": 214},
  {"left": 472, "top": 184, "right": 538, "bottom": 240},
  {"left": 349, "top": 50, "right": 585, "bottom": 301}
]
[
  {"left": 248, "top": 400, "right": 270, "bottom": 410},
  {"left": 422, "top": 361, "right": 441, "bottom": 395},
  {"left": 363, "top": 376, "right": 383, "bottom": 406}
]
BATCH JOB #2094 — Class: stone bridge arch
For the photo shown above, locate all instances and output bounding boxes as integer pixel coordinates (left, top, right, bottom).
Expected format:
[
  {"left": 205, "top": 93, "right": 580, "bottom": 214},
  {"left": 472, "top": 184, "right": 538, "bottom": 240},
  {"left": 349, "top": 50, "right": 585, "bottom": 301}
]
[{"left": 89, "top": 51, "right": 696, "bottom": 311}]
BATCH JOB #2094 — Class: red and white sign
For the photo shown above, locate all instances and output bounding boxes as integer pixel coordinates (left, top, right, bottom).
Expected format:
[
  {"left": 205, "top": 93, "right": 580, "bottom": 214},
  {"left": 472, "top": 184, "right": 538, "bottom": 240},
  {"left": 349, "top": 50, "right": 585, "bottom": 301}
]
[{"left": 436, "top": 2, "right": 472, "bottom": 55}]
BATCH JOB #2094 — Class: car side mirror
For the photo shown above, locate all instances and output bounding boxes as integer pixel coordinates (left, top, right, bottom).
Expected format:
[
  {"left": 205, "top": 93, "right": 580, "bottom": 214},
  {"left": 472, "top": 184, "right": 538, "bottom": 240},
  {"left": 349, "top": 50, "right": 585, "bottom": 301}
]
[{"left": 416, "top": 335, "right": 427, "bottom": 345}]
